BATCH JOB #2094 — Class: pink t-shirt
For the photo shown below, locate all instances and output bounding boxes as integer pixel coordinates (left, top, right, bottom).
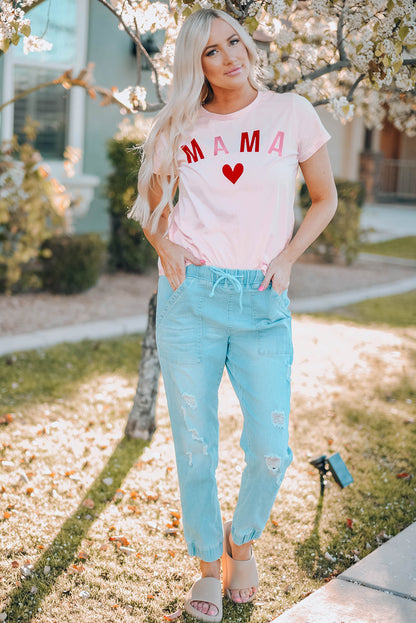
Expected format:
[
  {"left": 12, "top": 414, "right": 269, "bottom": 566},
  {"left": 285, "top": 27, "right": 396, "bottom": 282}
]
[{"left": 154, "top": 90, "right": 330, "bottom": 273}]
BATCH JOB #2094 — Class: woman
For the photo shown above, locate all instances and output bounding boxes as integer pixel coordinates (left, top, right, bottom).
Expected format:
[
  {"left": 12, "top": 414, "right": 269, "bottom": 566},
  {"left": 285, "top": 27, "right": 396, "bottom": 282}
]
[{"left": 130, "top": 8, "right": 337, "bottom": 622}]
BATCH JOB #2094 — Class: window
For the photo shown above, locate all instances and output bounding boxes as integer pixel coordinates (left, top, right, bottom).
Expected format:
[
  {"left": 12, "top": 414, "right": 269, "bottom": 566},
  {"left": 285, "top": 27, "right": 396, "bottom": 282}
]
[
  {"left": 2, "top": 0, "right": 88, "bottom": 163},
  {"left": 11, "top": 0, "right": 77, "bottom": 160}
]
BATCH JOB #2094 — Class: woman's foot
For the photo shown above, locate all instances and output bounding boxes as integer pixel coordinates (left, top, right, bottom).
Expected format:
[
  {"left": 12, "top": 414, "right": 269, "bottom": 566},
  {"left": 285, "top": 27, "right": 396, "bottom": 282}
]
[
  {"left": 227, "top": 532, "right": 257, "bottom": 603},
  {"left": 190, "top": 559, "right": 221, "bottom": 617}
]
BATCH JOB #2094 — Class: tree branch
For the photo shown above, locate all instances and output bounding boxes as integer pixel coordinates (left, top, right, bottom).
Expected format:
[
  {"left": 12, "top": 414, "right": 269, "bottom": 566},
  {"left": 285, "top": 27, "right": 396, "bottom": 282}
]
[
  {"left": 96, "top": 0, "right": 165, "bottom": 105},
  {"left": 347, "top": 73, "right": 366, "bottom": 101},
  {"left": 274, "top": 59, "right": 351, "bottom": 93},
  {"left": 337, "top": 6, "right": 348, "bottom": 62},
  {"left": 225, "top": 0, "right": 243, "bottom": 19}
]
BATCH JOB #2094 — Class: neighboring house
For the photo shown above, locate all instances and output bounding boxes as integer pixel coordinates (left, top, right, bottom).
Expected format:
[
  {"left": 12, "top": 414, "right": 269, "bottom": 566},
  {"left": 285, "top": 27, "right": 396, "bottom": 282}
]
[
  {"left": 0, "top": 0, "right": 157, "bottom": 236},
  {"left": 0, "top": 1, "right": 415, "bottom": 241}
]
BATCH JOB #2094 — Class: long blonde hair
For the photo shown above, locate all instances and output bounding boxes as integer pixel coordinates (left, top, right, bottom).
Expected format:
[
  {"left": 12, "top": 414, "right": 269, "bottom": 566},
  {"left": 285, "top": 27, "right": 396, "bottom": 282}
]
[{"left": 129, "top": 8, "right": 264, "bottom": 232}]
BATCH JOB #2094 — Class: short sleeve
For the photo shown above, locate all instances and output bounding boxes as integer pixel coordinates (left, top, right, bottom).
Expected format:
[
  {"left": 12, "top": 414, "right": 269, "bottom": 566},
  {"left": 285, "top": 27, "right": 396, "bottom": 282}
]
[
  {"left": 152, "top": 132, "right": 168, "bottom": 174},
  {"left": 294, "top": 94, "right": 331, "bottom": 163}
]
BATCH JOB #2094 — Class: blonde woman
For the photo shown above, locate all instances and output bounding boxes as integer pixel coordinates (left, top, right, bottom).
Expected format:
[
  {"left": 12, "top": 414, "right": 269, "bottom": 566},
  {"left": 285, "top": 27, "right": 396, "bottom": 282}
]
[{"left": 130, "top": 8, "right": 337, "bottom": 622}]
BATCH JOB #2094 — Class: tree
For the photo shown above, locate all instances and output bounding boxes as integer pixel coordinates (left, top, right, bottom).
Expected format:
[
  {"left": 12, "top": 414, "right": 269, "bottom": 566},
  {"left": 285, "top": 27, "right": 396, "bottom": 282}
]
[
  {"left": 1, "top": 1, "right": 416, "bottom": 131},
  {"left": 1, "top": 0, "right": 415, "bottom": 438}
]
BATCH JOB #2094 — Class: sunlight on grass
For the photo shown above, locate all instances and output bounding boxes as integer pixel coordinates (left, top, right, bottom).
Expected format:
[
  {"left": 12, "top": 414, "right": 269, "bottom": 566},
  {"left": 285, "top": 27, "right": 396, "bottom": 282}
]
[
  {"left": 360, "top": 236, "right": 416, "bottom": 260},
  {"left": 312, "top": 290, "right": 416, "bottom": 327},
  {"left": 1, "top": 335, "right": 142, "bottom": 412},
  {"left": 0, "top": 325, "right": 415, "bottom": 622}
]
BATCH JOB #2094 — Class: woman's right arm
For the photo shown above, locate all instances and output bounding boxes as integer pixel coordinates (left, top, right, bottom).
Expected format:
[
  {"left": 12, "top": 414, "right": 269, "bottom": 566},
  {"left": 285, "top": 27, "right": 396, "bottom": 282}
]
[{"left": 142, "top": 174, "right": 204, "bottom": 291}]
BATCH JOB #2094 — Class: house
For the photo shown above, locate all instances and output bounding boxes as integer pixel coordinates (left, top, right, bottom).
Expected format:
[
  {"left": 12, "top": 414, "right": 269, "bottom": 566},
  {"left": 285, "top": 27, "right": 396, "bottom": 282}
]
[{"left": 1, "top": 0, "right": 415, "bottom": 241}]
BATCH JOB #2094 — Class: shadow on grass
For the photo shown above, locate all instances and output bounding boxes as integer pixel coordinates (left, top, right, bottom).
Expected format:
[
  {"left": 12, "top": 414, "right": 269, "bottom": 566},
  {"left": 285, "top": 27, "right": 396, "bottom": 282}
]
[
  {"left": 294, "top": 493, "right": 325, "bottom": 578},
  {"left": 2, "top": 435, "right": 148, "bottom": 622}
]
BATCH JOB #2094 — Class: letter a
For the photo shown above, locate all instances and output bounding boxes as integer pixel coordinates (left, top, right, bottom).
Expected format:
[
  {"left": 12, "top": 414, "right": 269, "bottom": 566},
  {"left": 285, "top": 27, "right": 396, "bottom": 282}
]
[
  {"left": 268, "top": 131, "right": 284, "bottom": 156},
  {"left": 181, "top": 138, "right": 205, "bottom": 163},
  {"left": 213, "top": 136, "right": 229, "bottom": 156}
]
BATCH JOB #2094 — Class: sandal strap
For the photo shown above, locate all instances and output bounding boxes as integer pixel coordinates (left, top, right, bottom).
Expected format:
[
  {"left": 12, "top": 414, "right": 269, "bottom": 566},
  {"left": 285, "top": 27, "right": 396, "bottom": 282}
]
[
  {"left": 223, "top": 550, "right": 259, "bottom": 590},
  {"left": 188, "top": 577, "right": 222, "bottom": 609}
]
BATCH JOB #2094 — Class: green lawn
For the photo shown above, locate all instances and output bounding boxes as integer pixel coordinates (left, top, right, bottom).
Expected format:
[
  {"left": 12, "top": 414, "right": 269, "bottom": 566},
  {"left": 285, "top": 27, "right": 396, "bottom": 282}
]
[
  {"left": 1, "top": 321, "right": 415, "bottom": 623},
  {"left": 360, "top": 236, "right": 416, "bottom": 260},
  {"left": 313, "top": 290, "right": 416, "bottom": 327}
]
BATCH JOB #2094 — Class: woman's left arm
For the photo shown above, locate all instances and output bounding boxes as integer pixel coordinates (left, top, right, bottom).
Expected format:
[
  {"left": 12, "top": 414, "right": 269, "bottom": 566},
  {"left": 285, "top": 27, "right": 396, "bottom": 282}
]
[{"left": 259, "top": 144, "right": 338, "bottom": 293}]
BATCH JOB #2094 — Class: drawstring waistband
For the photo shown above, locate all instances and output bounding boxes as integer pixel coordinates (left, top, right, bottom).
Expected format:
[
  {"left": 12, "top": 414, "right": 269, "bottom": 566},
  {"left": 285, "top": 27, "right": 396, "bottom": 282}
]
[{"left": 209, "top": 267, "right": 244, "bottom": 312}]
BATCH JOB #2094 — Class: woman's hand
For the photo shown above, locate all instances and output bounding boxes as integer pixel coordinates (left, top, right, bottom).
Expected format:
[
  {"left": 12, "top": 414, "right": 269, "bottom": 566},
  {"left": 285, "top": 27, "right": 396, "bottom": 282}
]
[
  {"left": 259, "top": 251, "right": 293, "bottom": 295},
  {"left": 157, "top": 238, "right": 205, "bottom": 291}
]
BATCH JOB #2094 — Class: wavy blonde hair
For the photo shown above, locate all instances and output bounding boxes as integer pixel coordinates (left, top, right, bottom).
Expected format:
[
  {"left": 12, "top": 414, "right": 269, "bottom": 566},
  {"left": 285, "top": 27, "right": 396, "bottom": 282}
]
[{"left": 129, "top": 8, "right": 265, "bottom": 232}]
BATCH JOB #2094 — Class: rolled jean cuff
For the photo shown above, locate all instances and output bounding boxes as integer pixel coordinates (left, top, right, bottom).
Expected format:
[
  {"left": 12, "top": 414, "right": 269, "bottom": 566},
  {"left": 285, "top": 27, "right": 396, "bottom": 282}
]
[
  {"left": 232, "top": 528, "right": 262, "bottom": 546},
  {"left": 187, "top": 539, "right": 224, "bottom": 562}
]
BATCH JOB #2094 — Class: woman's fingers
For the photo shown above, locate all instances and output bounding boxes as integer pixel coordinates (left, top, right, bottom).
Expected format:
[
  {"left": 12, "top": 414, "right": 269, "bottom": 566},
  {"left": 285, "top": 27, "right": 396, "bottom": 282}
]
[
  {"left": 259, "top": 254, "right": 292, "bottom": 293},
  {"left": 183, "top": 250, "right": 206, "bottom": 266}
]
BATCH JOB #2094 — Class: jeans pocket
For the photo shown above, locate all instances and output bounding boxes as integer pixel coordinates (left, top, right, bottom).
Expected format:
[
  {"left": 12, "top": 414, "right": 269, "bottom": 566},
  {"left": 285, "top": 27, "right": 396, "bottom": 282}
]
[
  {"left": 156, "top": 276, "right": 202, "bottom": 364},
  {"left": 252, "top": 287, "right": 292, "bottom": 357},
  {"left": 156, "top": 275, "right": 189, "bottom": 325}
]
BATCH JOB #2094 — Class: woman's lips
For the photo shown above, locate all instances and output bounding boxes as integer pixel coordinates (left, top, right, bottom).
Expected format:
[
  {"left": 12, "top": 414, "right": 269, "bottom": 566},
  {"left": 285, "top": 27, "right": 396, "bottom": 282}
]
[{"left": 225, "top": 65, "right": 242, "bottom": 76}]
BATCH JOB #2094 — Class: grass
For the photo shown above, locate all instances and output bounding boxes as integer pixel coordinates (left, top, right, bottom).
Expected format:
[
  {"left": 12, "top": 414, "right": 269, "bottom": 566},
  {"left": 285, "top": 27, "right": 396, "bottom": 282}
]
[
  {"left": 312, "top": 290, "right": 416, "bottom": 327},
  {"left": 1, "top": 324, "right": 415, "bottom": 623},
  {"left": 359, "top": 236, "right": 416, "bottom": 260}
]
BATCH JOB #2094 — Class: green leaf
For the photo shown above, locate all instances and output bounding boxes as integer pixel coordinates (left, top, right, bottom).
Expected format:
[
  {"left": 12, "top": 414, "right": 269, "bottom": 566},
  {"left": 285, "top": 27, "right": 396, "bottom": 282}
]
[
  {"left": 0, "top": 38, "right": 10, "bottom": 53},
  {"left": 11, "top": 32, "right": 20, "bottom": 46},
  {"left": 20, "top": 24, "right": 31, "bottom": 37},
  {"left": 399, "top": 25, "right": 409, "bottom": 41},
  {"left": 244, "top": 17, "right": 259, "bottom": 35},
  {"left": 392, "top": 59, "right": 403, "bottom": 73}
]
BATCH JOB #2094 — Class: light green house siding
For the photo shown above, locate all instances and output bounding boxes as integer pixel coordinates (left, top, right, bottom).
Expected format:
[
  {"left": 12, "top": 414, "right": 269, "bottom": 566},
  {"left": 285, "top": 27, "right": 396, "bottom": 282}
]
[{"left": 75, "top": 0, "right": 143, "bottom": 236}]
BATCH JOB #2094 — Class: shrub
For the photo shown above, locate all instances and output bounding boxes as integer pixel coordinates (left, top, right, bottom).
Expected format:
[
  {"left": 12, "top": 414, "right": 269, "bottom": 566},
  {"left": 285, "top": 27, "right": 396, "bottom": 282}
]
[
  {"left": 106, "top": 137, "right": 157, "bottom": 273},
  {"left": 0, "top": 120, "right": 68, "bottom": 293},
  {"left": 41, "top": 233, "right": 106, "bottom": 294},
  {"left": 299, "top": 179, "right": 366, "bottom": 264}
]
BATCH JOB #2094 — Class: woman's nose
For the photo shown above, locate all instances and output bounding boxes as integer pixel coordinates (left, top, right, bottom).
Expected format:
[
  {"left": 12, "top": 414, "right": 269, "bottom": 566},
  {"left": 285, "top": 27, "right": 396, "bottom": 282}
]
[{"left": 223, "top": 49, "right": 234, "bottom": 64}]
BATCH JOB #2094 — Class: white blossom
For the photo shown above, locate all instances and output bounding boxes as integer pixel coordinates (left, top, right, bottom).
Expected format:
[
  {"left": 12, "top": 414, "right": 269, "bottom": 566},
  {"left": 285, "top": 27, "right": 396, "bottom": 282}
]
[
  {"left": 112, "top": 86, "right": 147, "bottom": 112},
  {"left": 330, "top": 96, "right": 355, "bottom": 124},
  {"left": 23, "top": 35, "right": 53, "bottom": 55}
]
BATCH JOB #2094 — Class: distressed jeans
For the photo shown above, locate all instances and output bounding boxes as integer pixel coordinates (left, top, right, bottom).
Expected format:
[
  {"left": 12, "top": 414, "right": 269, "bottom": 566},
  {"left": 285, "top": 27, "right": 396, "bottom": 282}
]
[{"left": 156, "top": 265, "right": 293, "bottom": 562}]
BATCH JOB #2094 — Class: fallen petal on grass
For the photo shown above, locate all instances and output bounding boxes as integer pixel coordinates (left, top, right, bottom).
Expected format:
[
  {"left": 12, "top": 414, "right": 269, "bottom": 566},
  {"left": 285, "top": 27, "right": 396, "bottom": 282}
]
[{"left": 163, "top": 610, "right": 182, "bottom": 621}]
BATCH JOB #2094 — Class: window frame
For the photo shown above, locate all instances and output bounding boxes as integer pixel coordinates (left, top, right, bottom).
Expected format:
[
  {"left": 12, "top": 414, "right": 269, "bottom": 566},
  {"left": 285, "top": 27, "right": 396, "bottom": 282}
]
[{"left": 1, "top": 0, "right": 89, "bottom": 178}]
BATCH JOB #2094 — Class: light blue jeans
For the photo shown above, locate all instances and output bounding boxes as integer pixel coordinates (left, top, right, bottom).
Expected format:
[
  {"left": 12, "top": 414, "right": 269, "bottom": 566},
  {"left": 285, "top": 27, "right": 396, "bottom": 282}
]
[{"left": 156, "top": 265, "right": 293, "bottom": 562}]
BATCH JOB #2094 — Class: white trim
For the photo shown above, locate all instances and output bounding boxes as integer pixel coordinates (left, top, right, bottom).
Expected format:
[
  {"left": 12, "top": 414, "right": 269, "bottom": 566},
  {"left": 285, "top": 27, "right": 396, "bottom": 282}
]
[
  {"left": 1, "top": 50, "right": 15, "bottom": 142},
  {"left": 1, "top": 0, "right": 90, "bottom": 169},
  {"left": 67, "top": 0, "right": 90, "bottom": 176}
]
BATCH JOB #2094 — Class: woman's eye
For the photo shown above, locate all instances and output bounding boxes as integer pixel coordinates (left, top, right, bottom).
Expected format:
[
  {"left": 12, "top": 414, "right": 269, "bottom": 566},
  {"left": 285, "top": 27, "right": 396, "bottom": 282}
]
[
  {"left": 206, "top": 49, "right": 217, "bottom": 57},
  {"left": 230, "top": 38, "right": 239, "bottom": 45}
]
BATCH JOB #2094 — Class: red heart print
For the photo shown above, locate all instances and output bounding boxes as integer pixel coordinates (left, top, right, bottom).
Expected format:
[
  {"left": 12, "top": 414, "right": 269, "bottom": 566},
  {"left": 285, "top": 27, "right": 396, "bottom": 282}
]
[{"left": 222, "top": 163, "right": 244, "bottom": 184}]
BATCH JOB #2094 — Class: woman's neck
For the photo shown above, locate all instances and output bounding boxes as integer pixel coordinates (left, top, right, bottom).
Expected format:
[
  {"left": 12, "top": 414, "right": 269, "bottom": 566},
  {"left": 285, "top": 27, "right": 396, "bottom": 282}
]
[{"left": 204, "top": 83, "right": 258, "bottom": 115}]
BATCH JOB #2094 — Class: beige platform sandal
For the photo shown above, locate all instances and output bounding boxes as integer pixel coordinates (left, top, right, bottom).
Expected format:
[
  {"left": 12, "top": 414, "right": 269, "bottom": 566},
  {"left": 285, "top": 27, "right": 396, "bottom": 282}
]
[
  {"left": 222, "top": 520, "right": 259, "bottom": 603},
  {"left": 184, "top": 576, "right": 223, "bottom": 623}
]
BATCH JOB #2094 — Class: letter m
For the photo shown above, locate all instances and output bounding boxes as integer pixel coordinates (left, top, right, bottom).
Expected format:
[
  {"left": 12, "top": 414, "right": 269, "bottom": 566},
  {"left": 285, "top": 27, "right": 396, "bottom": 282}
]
[
  {"left": 181, "top": 138, "right": 205, "bottom": 163},
  {"left": 240, "top": 130, "right": 260, "bottom": 153}
]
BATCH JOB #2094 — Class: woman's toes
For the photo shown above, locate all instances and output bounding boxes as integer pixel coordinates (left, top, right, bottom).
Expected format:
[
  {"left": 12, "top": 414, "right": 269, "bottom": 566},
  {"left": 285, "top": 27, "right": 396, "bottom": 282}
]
[
  {"left": 230, "top": 589, "right": 242, "bottom": 603},
  {"left": 240, "top": 589, "right": 251, "bottom": 602},
  {"left": 191, "top": 600, "right": 218, "bottom": 615}
]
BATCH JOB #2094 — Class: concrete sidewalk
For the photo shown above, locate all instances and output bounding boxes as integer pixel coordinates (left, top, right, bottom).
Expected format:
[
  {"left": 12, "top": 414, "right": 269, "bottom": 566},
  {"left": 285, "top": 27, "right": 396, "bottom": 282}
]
[{"left": 271, "top": 522, "right": 416, "bottom": 623}]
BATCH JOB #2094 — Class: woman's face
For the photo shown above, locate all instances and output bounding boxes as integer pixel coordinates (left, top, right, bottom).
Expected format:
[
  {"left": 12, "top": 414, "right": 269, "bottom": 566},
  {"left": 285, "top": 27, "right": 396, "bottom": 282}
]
[{"left": 201, "top": 19, "right": 250, "bottom": 92}]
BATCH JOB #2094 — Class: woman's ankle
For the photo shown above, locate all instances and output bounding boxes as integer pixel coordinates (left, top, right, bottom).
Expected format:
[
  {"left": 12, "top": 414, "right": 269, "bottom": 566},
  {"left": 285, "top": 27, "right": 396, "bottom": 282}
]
[{"left": 200, "top": 558, "right": 221, "bottom": 579}]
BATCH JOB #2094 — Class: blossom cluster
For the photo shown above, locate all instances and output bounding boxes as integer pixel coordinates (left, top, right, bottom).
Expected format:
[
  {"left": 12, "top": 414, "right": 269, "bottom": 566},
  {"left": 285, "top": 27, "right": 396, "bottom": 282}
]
[
  {"left": 2, "top": 0, "right": 416, "bottom": 136},
  {"left": 115, "top": 0, "right": 171, "bottom": 34},
  {"left": 0, "top": 0, "right": 52, "bottom": 54}
]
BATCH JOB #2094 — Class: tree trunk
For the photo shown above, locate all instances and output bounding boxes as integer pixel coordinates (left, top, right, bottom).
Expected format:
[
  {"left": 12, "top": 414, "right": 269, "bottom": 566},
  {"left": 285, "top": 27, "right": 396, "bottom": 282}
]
[{"left": 124, "top": 292, "right": 160, "bottom": 440}]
